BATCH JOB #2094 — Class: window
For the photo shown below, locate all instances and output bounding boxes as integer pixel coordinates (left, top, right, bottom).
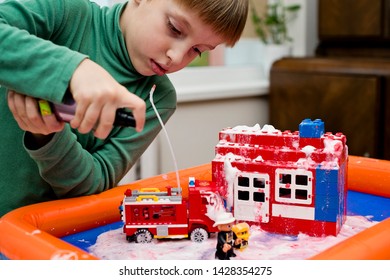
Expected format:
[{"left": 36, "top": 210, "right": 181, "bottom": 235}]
[
  {"left": 275, "top": 169, "right": 313, "bottom": 205},
  {"left": 253, "top": 191, "right": 265, "bottom": 202},
  {"left": 238, "top": 190, "right": 250, "bottom": 201},
  {"left": 254, "top": 178, "right": 266, "bottom": 188},
  {"left": 279, "top": 174, "right": 292, "bottom": 184},
  {"left": 295, "top": 189, "right": 308, "bottom": 200},
  {"left": 234, "top": 172, "right": 270, "bottom": 223},
  {"left": 296, "top": 175, "right": 308, "bottom": 185},
  {"left": 238, "top": 176, "right": 250, "bottom": 187},
  {"left": 279, "top": 188, "right": 291, "bottom": 199}
]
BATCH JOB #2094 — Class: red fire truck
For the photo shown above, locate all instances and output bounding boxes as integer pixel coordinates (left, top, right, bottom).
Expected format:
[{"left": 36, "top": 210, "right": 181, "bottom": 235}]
[{"left": 121, "top": 178, "right": 219, "bottom": 243}]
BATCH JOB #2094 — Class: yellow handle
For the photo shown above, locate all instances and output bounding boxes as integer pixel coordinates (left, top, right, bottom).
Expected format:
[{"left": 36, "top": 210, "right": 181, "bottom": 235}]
[
  {"left": 136, "top": 195, "right": 159, "bottom": 201},
  {"left": 140, "top": 188, "right": 161, "bottom": 193}
]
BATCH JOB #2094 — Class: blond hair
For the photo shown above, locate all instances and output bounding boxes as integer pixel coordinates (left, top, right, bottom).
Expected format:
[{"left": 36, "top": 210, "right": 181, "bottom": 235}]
[{"left": 176, "top": 0, "right": 249, "bottom": 47}]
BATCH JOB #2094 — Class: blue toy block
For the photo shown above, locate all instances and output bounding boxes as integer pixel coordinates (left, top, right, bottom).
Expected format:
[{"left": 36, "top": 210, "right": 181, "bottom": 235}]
[
  {"left": 299, "top": 118, "right": 324, "bottom": 138},
  {"left": 315, "top": 192, "right": 344, "bottom": 222},
  {"left": 315, "top": 168, "right": 339, "bottom": 195},
  {"left": 315, "top": 207, "right": 339, "bottom": 222},
  {"left": 315, "top": 194, "right": 340, "bottom": 210}
]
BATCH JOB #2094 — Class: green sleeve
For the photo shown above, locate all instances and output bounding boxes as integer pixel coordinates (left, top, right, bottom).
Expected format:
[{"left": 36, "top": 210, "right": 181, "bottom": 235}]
[
  {"left": 24, "top": 75, "right": 177, "bottom": 198},
  {"left": 0, "top": 0, "right": 87, "bottom": 102},
  {"left": 26, "top": 106, "right": 175, "bottom": 197}
]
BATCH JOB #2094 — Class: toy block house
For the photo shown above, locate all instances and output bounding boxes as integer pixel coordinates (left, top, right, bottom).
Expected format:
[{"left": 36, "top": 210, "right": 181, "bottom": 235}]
[{"left": 211, "top": 119, "right": 348, "bottom": 237}]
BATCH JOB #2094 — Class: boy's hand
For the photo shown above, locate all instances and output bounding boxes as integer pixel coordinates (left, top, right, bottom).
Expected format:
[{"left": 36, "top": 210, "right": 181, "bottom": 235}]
[
  {"left": 69, "top": 59, "right": 146, "bottom": 139},
  {"left": 7, "top": 90, "right": 65, "bottom": 135}
]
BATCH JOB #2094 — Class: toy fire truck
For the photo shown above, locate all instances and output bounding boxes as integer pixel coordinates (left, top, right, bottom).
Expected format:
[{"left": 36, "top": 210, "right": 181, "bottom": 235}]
[{"left": 121, "top": 178, "right": 219, "bottom": 243}]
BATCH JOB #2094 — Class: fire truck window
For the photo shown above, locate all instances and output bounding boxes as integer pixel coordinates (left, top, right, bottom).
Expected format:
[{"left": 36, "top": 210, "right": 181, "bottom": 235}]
[
  {"left": 253, "top": 191, "right": 265, "bottom": 202},
  {"left": 238, "top": 176, "right": 250, "bottom": 187},
  {"left": 296, "top": 175, "right": 308, "bottom": 186},
  {"left": 279, "top": 174, "right": 291, "bottom": 184},
  {"left": 279, "top": 187, "right": 291, "bottom": 198},
  {"left": 295, "top": 189, "right": 308, "bottom": 200},
  {"left": 253, "top": 178, "right": 265, "bottom": 188},
  {"left": 238, "top": 190, "right": 250, "bottom": 201}
]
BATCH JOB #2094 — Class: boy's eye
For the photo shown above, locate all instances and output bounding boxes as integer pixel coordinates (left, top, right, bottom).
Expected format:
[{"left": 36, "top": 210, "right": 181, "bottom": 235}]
[
  {"left": 193, "top": 47, "right": 202, "bottom": 57},
  {"left": 168, "top": 19, "right": 181, "bottom": 36}
]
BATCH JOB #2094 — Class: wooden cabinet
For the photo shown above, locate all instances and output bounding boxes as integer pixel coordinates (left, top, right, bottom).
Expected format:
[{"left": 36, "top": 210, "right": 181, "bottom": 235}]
[
  {"left": 270, "top": 57, "right": 390, "bottom": 159},
  {"left": 317, "top": 0, "right": 390, "bottom": 58},
  {"left": 269, "top": 1, "right": 390, "bottom": 160},
  {"left": 319, "top": 0, "right": 383, "bottom": 38}
]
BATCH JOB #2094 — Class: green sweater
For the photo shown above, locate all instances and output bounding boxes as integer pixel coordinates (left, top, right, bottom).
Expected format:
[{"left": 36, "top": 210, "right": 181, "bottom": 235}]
[{"left": 0, "top": 0, "right": 176, "bottom": 217}]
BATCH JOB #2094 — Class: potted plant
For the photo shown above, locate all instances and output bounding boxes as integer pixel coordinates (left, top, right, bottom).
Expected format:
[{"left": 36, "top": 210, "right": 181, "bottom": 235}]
[
  {"left": 250, "top": 0, "right": 301, "bottom": 76},
  {"left": 251, "top": 0, "right": 301, "bottom": 45}
]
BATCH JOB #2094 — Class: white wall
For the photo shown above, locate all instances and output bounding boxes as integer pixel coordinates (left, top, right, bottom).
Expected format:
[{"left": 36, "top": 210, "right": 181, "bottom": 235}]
[
  {"left": 225, "top": 0, "right": 319, "bottom": 66},
  {"left": 288, "top": 0, "right": 319, "bottom": 57},
  {"left": 120, "top": 65, "right": 270, "bottom": 183},
  {"left": 159, "top": 66, "right": 269, "bottom": 174},
  {"left": 159, "top": 94, "right": 269, "bottom": 174}
]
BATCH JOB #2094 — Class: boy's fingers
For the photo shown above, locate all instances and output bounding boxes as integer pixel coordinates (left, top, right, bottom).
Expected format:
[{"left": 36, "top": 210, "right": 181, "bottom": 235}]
[
  {"left": 132, "top": 106, "right": 146, "bottom": 133},
  {"left": 7, "top": 90, "right": 16, "bottom": 114},
  {"left": 92, "top": 104, "right": 116, "bottom": 139},
  {"left": 122, "top": 89, "right": 146, "bottom": 132},
  {"left": 69, "top": 85, "right": 146, "bottom": 137},
  {"left": 42, "top": 114, "right": 65, "bottom": 132},
  {"left": 69, "top": 101, "right": 88, "bottom": 130},
  {"left": 7, "top": 91, "right": 27, "bottom": 128}
]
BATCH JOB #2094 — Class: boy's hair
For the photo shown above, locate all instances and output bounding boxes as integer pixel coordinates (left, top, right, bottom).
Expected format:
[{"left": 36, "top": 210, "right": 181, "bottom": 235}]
[{"left": 176, "top": 0, "right": 249, "bottom": 47}]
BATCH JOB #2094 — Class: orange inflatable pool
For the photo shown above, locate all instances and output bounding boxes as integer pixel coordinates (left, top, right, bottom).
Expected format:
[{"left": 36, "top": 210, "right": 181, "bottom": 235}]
[{"left": 0, "top": 155, "right": 389, "bottom": 260}]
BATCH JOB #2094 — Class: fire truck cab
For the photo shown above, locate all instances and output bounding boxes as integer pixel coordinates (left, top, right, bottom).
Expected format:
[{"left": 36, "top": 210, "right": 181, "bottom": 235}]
[{"left": 121, "top": 178, "right": 219, "bottom": 243}]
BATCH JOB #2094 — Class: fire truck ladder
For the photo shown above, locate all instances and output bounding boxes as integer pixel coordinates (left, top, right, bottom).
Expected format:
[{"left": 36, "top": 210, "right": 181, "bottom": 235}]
[{"left": 125, "top": 187, "right": 182, "bottom": 203}]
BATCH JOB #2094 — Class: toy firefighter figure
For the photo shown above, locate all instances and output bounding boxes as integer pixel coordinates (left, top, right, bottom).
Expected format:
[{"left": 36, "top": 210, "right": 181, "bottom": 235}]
[{"left": 213, "top": 212, "right": 242, "bottom": 260}]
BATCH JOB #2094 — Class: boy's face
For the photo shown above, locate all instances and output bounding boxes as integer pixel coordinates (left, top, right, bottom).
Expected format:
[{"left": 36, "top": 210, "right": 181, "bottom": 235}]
[{"left": 121, "top": 0, "right": 224, "bottom": 76}]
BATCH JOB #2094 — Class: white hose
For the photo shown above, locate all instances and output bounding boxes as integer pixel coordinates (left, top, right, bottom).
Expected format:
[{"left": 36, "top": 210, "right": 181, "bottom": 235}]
[{"left": 149, "top": 85, "right": 181, "bottom": 190}]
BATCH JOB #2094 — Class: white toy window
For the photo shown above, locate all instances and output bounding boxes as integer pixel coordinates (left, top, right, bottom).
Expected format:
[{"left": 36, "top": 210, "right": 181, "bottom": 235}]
[
  {"left": 234, "top": 173, "right": 270, "bottom": 222},
  {"left": 275, "top": 169, "right": 313, "bottom": 205}
]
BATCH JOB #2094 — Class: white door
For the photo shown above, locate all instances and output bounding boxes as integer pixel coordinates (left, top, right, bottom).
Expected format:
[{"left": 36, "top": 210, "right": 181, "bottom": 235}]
[{"left": 234, "top": 172, "right": 270, "bottom": 223}]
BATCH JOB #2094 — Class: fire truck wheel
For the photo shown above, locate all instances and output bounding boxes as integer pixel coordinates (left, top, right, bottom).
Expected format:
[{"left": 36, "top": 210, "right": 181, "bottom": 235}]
[
  {"left": 190, "top": 228, "right": 209, "bottom": 243},
  {"left": 134, "top": 229, "right": 153, "bottom": 243}
]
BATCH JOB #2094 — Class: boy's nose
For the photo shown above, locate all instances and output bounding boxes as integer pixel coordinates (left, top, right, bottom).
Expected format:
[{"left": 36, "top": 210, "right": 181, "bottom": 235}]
[{"left": 166, "top": 44, "right": 187, "bottom": 66}]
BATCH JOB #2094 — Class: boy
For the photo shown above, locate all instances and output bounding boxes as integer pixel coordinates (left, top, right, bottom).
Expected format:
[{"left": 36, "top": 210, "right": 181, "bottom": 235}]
[{"left": 0, "top": 0, "right": 248, "bottom": 217}]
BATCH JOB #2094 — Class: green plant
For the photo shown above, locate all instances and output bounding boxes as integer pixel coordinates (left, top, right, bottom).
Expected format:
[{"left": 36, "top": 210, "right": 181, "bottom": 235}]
[{"left": 251, "top": 0, "right": 301, "bottom": 45}]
